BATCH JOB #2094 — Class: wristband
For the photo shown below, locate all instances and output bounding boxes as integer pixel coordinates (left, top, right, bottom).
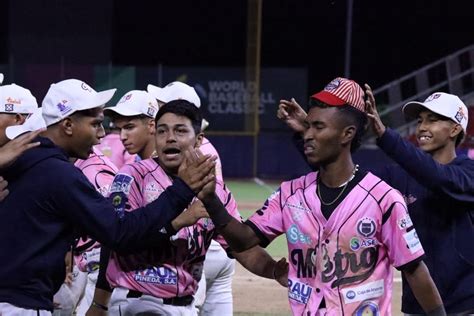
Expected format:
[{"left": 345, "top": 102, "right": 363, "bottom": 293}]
[
  {"left": 92, "top": 300, "right": 108, "bottom": 311},
  {"left": 202, "top": 195, "right": 233, "bottom": 227}
]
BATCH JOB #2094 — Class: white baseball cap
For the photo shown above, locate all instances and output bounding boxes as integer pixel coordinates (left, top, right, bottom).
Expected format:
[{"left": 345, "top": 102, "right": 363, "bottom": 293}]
[
  {"left": 147, "top": 81, "right": 201, "bottom": 108},
  {"left": 6, "top": 107, "right": 46, "bottom": 140},
  {"left": 0, "top": 84, "right": 38, "bottom": 114},
  {"left": 42, "top": 79, "right": 116, "bottom": 127},
  {"left": 104, "top": 90, "right": 159, "bottom": 118},
  {"left": 403, "top": 92, "right": 469, "bottom": 132}
]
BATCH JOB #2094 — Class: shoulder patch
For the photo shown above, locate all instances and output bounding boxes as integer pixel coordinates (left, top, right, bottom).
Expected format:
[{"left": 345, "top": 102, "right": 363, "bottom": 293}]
[{"left": 110, "top": 173, "right": 134, "bottom": 194}]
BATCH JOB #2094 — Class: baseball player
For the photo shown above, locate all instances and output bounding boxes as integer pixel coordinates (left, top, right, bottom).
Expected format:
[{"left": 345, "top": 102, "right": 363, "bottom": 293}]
[
  {"left": 0, "top": 79, "right": 215, "bottom": 315},
  {"left": 105, "top": 100, "right": 286, "bottom": 316},
  {"left": 148, "top": 81, "right": 233, "bottom": 315},
  {"left": 200, "top": 78, "right": 446, "bottom": 315},
  {"left": 364, "top": 86, "right": 474, "bottom": 315},
  {"left": 0, "top": 83, "right": 43, "bottom": 201},
  {"left": 96, "top": 127, "right": 136, "bottom": 169}
]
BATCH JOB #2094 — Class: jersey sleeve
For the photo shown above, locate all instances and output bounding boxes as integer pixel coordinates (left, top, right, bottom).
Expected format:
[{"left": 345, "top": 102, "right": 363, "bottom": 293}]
[
  {"left": 380, "top": 191, "right": 425, "bottom": 269},
  {"left": 245, "top": 187, "right": 284, "bottom": 247}
]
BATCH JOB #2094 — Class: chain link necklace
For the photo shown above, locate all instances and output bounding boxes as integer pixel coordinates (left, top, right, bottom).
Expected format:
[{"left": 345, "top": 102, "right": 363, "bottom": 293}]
[{"left": 317, "top": 164, "right": 359, "bottom": 206}]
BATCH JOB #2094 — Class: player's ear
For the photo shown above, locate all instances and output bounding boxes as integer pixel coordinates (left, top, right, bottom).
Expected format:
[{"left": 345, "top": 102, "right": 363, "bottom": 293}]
[
  {"left": 61, "top": 117, "right": 74, "bottom": 136},
  {"left": 449, "top": 123, "right": 463, "bottom": 140},
  {"left": 15, "top": 114, "right": 27, "bottom": 125},
  {"left": 147, "top": 118, "right": 156, "bottom": 135},
  {"left": 194, "top": 132, "right": 204, "bottom": 148},
  {"left": 341, "top": 125, "right": 356, "bottom": 146}
]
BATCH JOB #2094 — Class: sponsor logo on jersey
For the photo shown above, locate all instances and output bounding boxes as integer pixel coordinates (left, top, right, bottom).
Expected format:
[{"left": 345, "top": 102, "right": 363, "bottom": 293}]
[
  {"left": 134, "top": 266, "right": 177, "bottom": 285},
  {"left": 397, "top": 214, "right": 413, "bottom": 230},
  {"left": 288, "top": 279, "right": 313, "bottom": 304},
  {"left": 291, "top": 209, "right": 304, "bottom": 222},
  {"left": 285, "top": 200, "right": 311, "bottom": 213},
  {"left": 144, "top": 182, "right": 162, "bottom": 203},
  {"left": 357, "top": 217, "right": 376, "bottom": 238},
  {"left": 287, "top": 224, "right": 312, "bottom": 245},
  {"left": 354, "top": 300, "right": 380, "bottom": 316},
  {"left": 291, "top": 248, "right": 317, "bottom": 278},
  {"left": 403, "top": 229, "right": 422, "bottom": 254},
  {"left": 110, "top": 173, "right": 134, "bottom": 194},
  {"left": 320, "top": 243, "right": 379, "bottom": 288},
  {"left": 350, "top": 237, "right": 378, "bottom": 251},
  {"left": 341, "top": 279, "right": 384, "bottom": 304},
  {"left": 111, "top": 192, "right": 127, "bottom": 218}
]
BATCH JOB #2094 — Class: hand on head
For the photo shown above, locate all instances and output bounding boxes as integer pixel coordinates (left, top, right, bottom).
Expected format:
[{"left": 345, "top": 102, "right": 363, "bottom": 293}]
[
  {"left": 0, "top": 129, "right": 44, "bottom": 169},
  {"left": 277, "top": 98, "right": 307, "bottom": 133},
  {"left": 364, "top": 84, "right": 386, "bottom": 138}
]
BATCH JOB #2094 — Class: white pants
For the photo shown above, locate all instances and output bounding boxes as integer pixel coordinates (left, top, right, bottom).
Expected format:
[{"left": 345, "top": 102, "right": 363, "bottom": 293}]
[
  {"left": 0, "top": 302, "right": 51, "bottom": 316},
  {"left": 74, "top": 269, "right": 98, "bottom": 315},
  {"left": 109, "top": 288, "right": 197, "bottom": 316},
  {"left": 52, "top": 266, "right": 88, "bottom": 316},
  {"left": 199, "top": 241, "right": 235, "bottom": 316}
]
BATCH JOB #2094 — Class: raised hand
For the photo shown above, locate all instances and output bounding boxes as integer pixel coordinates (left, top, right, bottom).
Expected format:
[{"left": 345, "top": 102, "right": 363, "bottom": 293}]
[
  {"left": 277, "top": 98, "right": 307, "bottom": 133},
  {"left": 0, "top": 129, "right": 43, "bottom": 169},
  {"left": 171, "top": 200, "right": 209, "bottom": 230},
  {"left": 364, "top": 84, "right": 386, "bottom": 138},
  {"left": 273, "top": 257, "right": 289, "bottom": 287},
  {"left": 178, "top": 148, "right": 216, "bottom": 193}
]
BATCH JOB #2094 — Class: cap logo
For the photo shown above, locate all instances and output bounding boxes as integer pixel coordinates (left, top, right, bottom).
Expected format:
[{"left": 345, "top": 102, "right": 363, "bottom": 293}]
[
  {"left": 147, "top": 107, "right": 156, "bottom": 117},
  {"left": 4, "top": 104, "right": 14, "bottom": 112},
  {"left": 81, "top": 82, "right": 93, "bottom": 93},
  {"left": 425, "top": 93, "right": 441, "bottom": 103},
  {"left": 455, "top": 106, "right": 465, "bottom": 123},
  {"left": 118, "top": 93, "right": 132, "bottom": 104},
  {"left": 324, "top": 79, "right": 341, "bottom": 91},
  {"left": 56, "top": 100, "right": 72, "bottom": 115},
  {"left": 6, "top": 97, "right": 21, "bottom": 104}
]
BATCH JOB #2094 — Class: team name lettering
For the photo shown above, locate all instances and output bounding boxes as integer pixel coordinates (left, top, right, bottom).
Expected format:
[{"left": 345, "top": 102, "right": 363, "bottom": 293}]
[{"left": 290, "top": 248, "right": 317, "bottom": 278}]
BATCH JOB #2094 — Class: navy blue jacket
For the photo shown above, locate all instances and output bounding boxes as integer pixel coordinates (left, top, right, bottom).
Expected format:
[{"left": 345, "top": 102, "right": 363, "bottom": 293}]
[
  {"left": 376, "top": 129, "right": 474, "bottom": 313},
  {"left": 0, "top": 137, "right": 195, "bottom": 311}
]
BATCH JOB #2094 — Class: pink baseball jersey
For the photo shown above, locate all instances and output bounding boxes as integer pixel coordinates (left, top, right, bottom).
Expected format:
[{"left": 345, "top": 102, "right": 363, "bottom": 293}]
[
  {"left": 199, "top": 137, "right": 223, "bottom": 182},
  {"left": 106, "top": 158, "right": 241, "bottom": 298},
  {"left": 96, "top": 133, "right": 136, "bottom": 170},
  {"left": 247, "top": 171, "right": 424, "bottom": 315},
  {"left": 73, "top": 148, "right": 118, "bottom": 272}
]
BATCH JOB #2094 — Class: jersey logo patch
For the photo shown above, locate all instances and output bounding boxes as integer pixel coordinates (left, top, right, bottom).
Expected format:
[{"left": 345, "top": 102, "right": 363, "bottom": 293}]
[
  {"left": 354, "top": 300, "right": 380, "bottom": 316},
  {"left": 288, "top": 279, "right": 312, "bottom": 304},
  {"left": 287, "top": 224, "right": 312, "bottom": 245},
  {"left": 134, "top": 267, "right": 177, "bottom": 285},
  {"left": 341, "top": 279, "right": 384, "bottom": 304},
  {"left": 403, "top": 229, "right": 422, "bottom": 254},
  {"left": 357, "top": 217, "right": 376, "bottom": 238},
  {"left": 110, "top": 173, "right": 134, "bottom": 194}
]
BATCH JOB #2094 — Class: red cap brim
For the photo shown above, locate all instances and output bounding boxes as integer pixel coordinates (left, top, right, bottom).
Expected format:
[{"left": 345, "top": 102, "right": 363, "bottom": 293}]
[{"left": 311, "top": 91, "right": 346, "bottom": 106}]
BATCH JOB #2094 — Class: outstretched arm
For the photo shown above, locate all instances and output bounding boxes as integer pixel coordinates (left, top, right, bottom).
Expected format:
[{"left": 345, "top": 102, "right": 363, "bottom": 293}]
[
  {"left": 232, "top": 246, "right": 288, "bottom": 287},
  {"left": 402, "top": 261, "right": 446, "bottom": 315}
]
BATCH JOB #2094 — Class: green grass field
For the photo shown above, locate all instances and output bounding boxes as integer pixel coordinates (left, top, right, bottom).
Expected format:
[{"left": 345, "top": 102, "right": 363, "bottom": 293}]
[{"left": 226, "top": 179, "right": 288, "bottom": 258}]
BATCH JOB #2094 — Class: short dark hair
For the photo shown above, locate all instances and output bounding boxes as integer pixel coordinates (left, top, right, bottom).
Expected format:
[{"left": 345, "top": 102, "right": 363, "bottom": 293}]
[
  {"left": 308, "top": 98, "right": 368, "bottom": 153},
  {"left": 455, "top": 130, "right": 465, "bottom": 147},
  {"left": 155, "top": 100, "right": 202, "bottom": 134},
  {"left": 73, "top": 107, "right": 103, "bottom": 118}
]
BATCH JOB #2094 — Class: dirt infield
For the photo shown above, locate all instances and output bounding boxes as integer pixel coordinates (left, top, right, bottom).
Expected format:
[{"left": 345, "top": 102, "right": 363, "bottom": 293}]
[{"left": 232, "top": 262, "right": 403, "bottom": 315}]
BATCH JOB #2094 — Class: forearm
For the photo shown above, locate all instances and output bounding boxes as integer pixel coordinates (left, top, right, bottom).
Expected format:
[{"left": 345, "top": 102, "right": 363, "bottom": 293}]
[
  {"left": 202, "top": 193, "right": 261, "bottom": 252},
  {"left": 403, "top": 261, "right": 445, "bottom": 315},
  {"left": 233, "top": 246, "right": 276, "bottom": 279}
]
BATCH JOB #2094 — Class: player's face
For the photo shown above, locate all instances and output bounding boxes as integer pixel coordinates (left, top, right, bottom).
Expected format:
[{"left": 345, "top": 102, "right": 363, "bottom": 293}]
[
  {"left": 155, "top": 113, "right": 203, "bottom": 175},
  {"left": 69, "top": 109, "right": 105, "bottom": 159},
  {"left": 303, "top": 106, "right": 346, "bottom": 166},
  {"left": 0, "top": 113, "right": 26, "bottom": 146},
  {"left": 415, "top": 110, "right": 459, "bottom": 154},
  {"left": 114, "top": 117, "right": 155, "bottom": 155}
]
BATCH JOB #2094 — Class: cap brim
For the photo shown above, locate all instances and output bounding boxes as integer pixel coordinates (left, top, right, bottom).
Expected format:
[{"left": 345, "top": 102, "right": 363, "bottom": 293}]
[
  {"left": 147, "top": 84, "right": 163, "bottom": 101},
  {"left": 6, "top": 108, "right": 46, "bottom": 140},
  {"left": 402, "top": 101, "right": 452, "bottom": 122},
  {"left": 78, "top": 88, "right": 117, "bottom": 112},
  {"left": 311, "top": 91, "right": 346, "bottom": 106}
]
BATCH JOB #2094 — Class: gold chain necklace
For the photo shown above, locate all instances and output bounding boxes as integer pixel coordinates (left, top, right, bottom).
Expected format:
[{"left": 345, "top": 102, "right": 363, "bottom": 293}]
[{"left": 317, "top": 164, "right": 359, "bottom": 206}]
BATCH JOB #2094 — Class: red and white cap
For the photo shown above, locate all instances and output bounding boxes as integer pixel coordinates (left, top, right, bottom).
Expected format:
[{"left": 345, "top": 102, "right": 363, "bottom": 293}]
[
  {"left": 147, "top": 81, "right": 201, "bottom": 108},
  {"left": 311, "top": 77, "right": 365, "bottom": 112},
  {"left": 0, "top": 84, "right": 38, "bottom": 114},
  {"left": 403, "top": 92, "right": 468, "bottom": 132},
  {"left": 42, "top": 79, "right": 116, "bottom": 126},
  {"left": 104, "top": 90, "right": 159, "bottom": 118}
]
